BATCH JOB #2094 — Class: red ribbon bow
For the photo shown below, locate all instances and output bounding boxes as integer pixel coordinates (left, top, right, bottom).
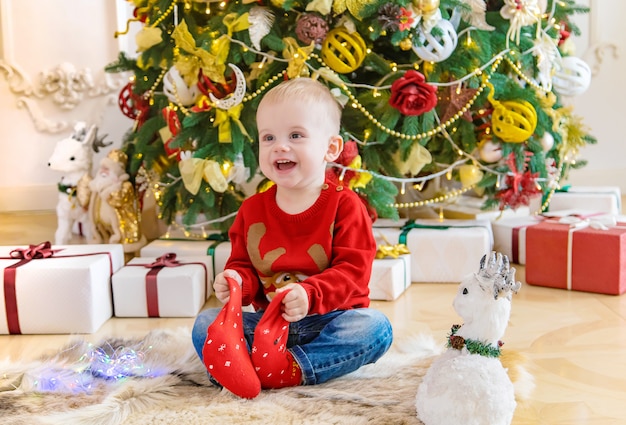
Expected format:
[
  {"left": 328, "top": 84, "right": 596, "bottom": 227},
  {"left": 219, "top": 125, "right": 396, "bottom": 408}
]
[
  {"left": 143, "top": 253, "right": 181, "bottom": 317},
  {"left": 144, "top": 252, "right": 181, "bottom": 269},
  {"left": 10, "top": 241, "right": 57, "bottom": 260}
]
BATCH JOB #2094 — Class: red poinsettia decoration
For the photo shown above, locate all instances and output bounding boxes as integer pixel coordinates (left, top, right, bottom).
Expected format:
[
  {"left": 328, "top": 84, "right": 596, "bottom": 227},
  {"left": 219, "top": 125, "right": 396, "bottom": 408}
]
[
  {"left": 495, "top": 152, "right": 541, "bottom": 210},
  {"left": 389, "top": 70, "right": 438, "bottom": 116},
  {"left": 398, "top": 7, "right": 415, "bottom": 31}
]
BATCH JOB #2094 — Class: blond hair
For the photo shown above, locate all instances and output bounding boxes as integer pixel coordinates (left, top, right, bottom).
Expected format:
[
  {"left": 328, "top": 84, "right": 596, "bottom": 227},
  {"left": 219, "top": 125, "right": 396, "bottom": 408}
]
[{"left": 258, "top": 78, "right": 342, "bottom": 133}]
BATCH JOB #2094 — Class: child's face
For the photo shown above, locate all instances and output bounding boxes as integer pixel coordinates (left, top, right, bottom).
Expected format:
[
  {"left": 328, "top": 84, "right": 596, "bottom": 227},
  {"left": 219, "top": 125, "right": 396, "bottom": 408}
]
[{"left": 257, "top": 98, "right": 342, "bottom": 191}]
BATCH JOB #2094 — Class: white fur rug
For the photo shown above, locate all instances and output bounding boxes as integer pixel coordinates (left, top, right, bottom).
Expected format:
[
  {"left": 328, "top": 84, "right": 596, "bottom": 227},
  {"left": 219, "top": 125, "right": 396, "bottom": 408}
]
[{"left": 0, "top": 328, "right": 441, "bottom": 425}]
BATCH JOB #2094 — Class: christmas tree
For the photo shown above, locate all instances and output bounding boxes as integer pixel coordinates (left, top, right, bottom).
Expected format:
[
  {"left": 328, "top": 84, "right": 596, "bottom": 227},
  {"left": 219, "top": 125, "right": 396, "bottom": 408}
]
[{"left": 107, "top": 0, "right": 595, "bottom": 234}]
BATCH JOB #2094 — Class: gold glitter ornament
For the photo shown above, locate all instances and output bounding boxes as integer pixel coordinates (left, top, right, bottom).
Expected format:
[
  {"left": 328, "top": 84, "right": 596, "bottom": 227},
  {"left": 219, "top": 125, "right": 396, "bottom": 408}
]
[
  {"left": 321, "top": 28, "right": 367, "bottom": 74},
  {"left": 399, "top": 38, "right": 413, "bottom": 51}
]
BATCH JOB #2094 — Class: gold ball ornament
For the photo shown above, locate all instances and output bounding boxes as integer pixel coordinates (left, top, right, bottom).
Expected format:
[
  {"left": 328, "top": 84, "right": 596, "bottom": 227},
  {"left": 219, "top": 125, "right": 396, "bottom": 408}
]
[
  {"left": 413, "top": 0, "right": 440, "bottom": 13},
  {"left": 491, "top": 100, "right": 537, "bottom": 143},
  {"left": 321, "top": 28, "right": 367, "bottom": 74},
  {"left": 459, "top": 164, "right": 483, "bottom": 187},
  {"left": 399, "top": 38, "right": 413, "bottom": 51}
]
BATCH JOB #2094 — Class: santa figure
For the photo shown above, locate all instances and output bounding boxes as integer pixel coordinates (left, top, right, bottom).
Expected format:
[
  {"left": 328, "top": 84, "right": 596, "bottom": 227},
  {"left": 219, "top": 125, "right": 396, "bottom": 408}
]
[{"left": 88, "top": 149, "right": 146, "bottom": 253}]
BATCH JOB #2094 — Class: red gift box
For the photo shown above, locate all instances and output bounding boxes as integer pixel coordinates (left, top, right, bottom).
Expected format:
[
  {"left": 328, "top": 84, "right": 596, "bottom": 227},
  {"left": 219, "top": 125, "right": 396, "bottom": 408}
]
[{"left": 526, "top": 220, "right": 626, "bottom": 295}]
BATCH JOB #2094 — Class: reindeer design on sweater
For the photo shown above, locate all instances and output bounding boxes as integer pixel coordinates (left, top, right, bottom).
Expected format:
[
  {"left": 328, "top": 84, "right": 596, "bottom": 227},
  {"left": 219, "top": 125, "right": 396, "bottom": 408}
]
[{"left": 247, "top": 222, "right": 330, "bottom": 300}]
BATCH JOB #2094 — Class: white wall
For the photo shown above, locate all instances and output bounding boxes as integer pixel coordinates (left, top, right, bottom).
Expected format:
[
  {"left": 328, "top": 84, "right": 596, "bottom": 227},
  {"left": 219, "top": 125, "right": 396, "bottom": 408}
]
[
  {"left": 0, "top": 0, "right": 623, "bottom": 213},
  {"left": 0, "top": 0, "right": 135, "bottom": 211}
]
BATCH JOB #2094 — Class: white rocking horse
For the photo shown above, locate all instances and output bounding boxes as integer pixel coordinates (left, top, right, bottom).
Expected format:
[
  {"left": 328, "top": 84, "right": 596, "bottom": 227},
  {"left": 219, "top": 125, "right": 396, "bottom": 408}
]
[{"left": 47, "top": 122, "right": 111, "bottom": 245}]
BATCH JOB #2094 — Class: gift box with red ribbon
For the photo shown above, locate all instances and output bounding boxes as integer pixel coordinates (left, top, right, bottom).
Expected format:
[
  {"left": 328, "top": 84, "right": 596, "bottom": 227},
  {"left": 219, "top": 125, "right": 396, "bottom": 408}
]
[
  {"left": 0, "top": 242, "right": 124, "bottom": 334},
  {"left": 140, "top": 234, "right": 229, "bottom": 287},
  {"left": 112, "top": 253, "right": 211, "bottom": 317},
  {"left": 525, "top": 216, "right": 626, "bottom": 295},
  {"left": 373, "top": 219, "right": 492, "bottom": 283}
]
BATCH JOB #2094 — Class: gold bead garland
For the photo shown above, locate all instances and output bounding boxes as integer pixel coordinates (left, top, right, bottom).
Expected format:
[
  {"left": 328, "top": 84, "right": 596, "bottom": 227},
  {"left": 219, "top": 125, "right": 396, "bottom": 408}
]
[
  {"left": 150, "top": 1, "right": 177, "bottom": 28},
  {"left": 171, "top": 74, "right": 191, "bottom": 116},
  {"left": 242, "top": 70, "right": 287, "bottom": 103},
  {"left": 504, "top": 56, "right": 548, "bottom": 93},
  {"left": 146, "top": 68, "right": 168, "bottom": 105},
  {"left": 535, "top": 160, "right": 567, "bottom": 214},
  {"left": 392, "top": 185, "right": 475, "bottom": 209}
]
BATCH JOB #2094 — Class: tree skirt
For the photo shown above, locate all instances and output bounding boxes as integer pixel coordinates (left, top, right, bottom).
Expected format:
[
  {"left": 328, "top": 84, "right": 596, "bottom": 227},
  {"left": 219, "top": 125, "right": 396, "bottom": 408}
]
[{"left": 0, "top": 328, "right": 440, "bottom": 425}]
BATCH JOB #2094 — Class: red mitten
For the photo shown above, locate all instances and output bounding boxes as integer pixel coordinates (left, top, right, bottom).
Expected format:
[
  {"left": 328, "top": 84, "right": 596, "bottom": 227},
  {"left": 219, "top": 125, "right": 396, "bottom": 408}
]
[
  {"left": 251, "top": 289, "right": 302, "bottom": 388},
  {"left": 202, "top": 277, "right": 261, "bottom": 398}
]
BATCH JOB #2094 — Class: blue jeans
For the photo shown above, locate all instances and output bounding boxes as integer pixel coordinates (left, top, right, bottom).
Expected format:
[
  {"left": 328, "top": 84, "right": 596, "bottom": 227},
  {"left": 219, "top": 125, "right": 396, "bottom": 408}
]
[{"left": 192, "top": 307, "right": 393, "bottom": 386}]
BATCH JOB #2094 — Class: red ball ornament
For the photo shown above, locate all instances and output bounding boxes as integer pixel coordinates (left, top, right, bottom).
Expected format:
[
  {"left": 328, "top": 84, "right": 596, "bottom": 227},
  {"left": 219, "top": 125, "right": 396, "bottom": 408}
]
[
  {"left": 118, "top": 83, "right": 138, "bottom": 119},
  {"left": 118, "top": 83, "right": 150, "bottom": 126}
]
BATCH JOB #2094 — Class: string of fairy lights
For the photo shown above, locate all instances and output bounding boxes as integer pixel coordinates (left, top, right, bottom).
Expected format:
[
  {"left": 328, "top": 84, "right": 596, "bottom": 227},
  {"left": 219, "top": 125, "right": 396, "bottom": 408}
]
[{"left": 129, "top": 1, "right": 570, "bottom": 231}]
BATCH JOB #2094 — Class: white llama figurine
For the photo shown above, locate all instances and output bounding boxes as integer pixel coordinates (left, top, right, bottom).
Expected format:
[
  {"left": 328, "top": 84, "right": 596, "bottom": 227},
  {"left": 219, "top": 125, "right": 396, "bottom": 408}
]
[
  {"left": 416, "top": 252, "right": 523, "bottom": 425},
  {"left": 47, "top": 122, "right": 110, "bottom": 245}
]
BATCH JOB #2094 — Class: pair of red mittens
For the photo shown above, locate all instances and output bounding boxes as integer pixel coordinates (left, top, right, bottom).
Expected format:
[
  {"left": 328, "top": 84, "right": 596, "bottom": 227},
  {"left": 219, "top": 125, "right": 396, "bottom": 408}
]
[{"left": 202, "top": 277, "right": 301, "bottom": 399}]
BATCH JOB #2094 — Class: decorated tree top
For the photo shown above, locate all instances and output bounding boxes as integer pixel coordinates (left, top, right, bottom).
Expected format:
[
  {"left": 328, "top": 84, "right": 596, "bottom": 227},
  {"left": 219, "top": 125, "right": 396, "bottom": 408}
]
[{"left": 108, "top": 0, "right": 595, "bottom": 234}]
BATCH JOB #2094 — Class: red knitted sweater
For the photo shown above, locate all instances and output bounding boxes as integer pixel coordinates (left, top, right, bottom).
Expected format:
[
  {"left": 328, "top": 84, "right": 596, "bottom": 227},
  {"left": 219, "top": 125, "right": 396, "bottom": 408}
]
[{"left": 226, "top": 180, "right": 376, "bottom": 314}]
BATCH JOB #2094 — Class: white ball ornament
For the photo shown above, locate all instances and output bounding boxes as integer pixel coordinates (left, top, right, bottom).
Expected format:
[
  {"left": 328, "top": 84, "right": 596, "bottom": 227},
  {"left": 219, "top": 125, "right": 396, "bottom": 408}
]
[
  {"left": 163, "top": 66, "right": 200, "bottom": 106},
  {"left": 552, "top": 56, "right": 591, "bottom": 96},
  {"left": 478, "top": 139, "right": 503, "bottom": 163},
  {"left": 540, "top": 132, "right": 554, "bottom": 152},
  {"left": 413, "top": 19, "right": 458, "bottom": 63}
]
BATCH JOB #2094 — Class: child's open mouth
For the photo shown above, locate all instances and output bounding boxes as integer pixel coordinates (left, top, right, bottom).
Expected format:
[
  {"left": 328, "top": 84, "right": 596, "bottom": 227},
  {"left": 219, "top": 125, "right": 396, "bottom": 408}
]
[{"left": 275, "top": 159, "right": 296, "bottom": 171}]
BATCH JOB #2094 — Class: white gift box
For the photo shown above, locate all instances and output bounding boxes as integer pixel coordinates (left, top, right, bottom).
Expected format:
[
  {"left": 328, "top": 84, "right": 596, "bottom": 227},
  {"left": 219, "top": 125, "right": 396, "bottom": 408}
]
[
  {"left": 374, "top": 220, "right": 492, "bottom": 283},
  {"left": 492, "top": 216, "right": 545, "bottom": 265},
  {"left": 441, "top": 195, "right": 531, "bottom": 220},
  {"left": 369, "top": 255, "right": 411, "bottom": 301},
  {"left": 0, "top": 243, "right": 124, "bottom": 334},
  {"left": 548, "top": 186, "right": 622, "bottom": 215},
  {"left": 112, "top": 255, "right": 210, "bottom": 317},
  {"left": 140, "top": 237, "right": 230, "bottom": 287},
  {"left": 372, "top": 218, "right": 408, "bottom": 228}
]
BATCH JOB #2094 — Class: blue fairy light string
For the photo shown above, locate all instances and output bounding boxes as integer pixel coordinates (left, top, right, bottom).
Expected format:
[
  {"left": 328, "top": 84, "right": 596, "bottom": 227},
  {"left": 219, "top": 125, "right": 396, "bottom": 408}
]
[{"left": 27, "top": 341, "right": 163, "bottom": 394}]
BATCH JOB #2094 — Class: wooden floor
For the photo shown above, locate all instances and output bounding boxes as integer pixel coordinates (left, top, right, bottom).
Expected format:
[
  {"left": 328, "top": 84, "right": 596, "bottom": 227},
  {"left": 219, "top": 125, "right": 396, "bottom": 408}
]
[{"left": 1, "top": 210, "right": 626, "bottom": 424}]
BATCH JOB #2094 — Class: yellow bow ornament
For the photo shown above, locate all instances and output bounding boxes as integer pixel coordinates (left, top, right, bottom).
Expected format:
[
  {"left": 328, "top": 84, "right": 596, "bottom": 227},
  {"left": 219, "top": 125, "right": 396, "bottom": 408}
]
[
  {"left": 346, "top": 155, "right": 372, "bottom": 189},
  {"left": 179, "top": 154, "right": 228, "bottom": 195},
  {"left": 211, "top": 13, "right": 250, "bottom": 65},
  {"left": 213, "top": 103, "right": 251, "bottom": 143},
  {"left": 283, "top": 37, "right": 315, "bottom": 78},
  {"left": 172, "top": 20, "right": 225, "bottom": 86},
  {"left": 135, "top": 27, "right": 163, "bottom": 52}
]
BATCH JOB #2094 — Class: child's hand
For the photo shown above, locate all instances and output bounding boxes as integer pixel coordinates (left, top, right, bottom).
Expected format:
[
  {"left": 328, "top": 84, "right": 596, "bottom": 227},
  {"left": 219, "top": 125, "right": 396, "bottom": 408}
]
[
  {"left": 213, "top": 269, "right": 242, "bottom": 304},
  {"left": 276, "top": 283, "right": 309, "bottom": 322}
]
